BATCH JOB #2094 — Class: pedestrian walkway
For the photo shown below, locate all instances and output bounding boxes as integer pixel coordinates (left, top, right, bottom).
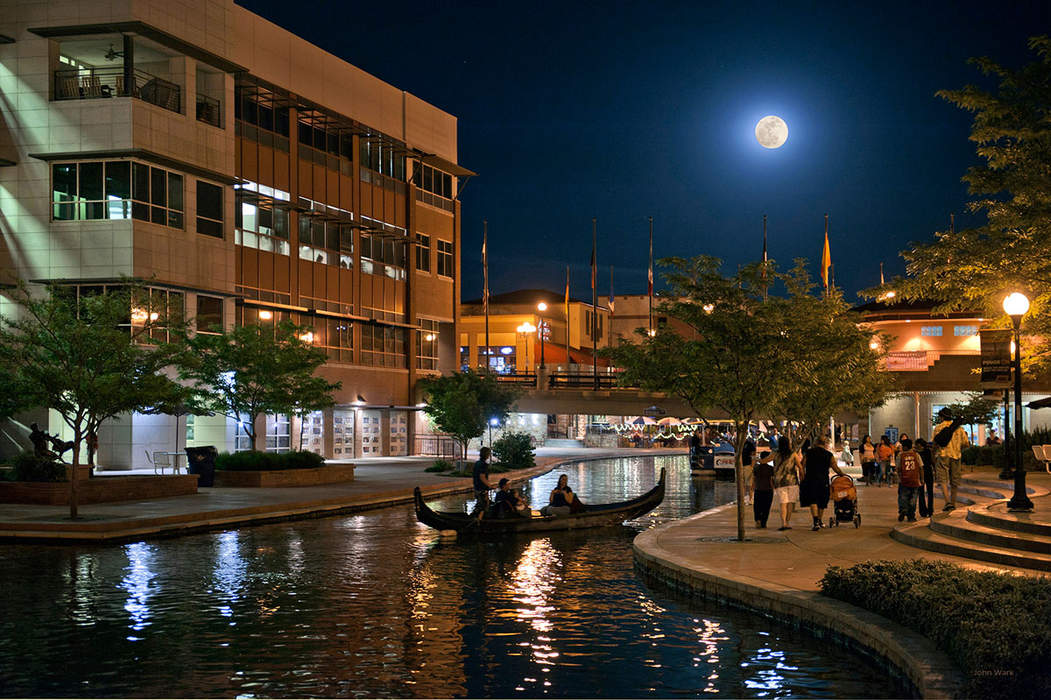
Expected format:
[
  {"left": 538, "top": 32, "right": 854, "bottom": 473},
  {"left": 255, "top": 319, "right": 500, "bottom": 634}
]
[
  {"left": 633, "top": 467, "right": 1051, "bottom": 698},
  {"left": 0, "top": 447, "right": 687, "bottom": 542}
]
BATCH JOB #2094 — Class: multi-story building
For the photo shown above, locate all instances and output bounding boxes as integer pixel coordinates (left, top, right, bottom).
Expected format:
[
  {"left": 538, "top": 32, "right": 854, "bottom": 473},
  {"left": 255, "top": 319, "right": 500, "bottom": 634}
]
[
  {"left": 0, "top": 0, "right": 468, "bottom": 465},
  {"left": 459, "top": 288, "right": 612, "bottom": 374}
]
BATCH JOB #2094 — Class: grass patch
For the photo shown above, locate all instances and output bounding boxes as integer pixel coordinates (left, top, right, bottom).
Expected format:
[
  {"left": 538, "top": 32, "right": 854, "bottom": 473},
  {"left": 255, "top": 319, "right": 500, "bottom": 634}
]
[{"left": 820, "top": 559, "right": 1051, "bottom": 699}]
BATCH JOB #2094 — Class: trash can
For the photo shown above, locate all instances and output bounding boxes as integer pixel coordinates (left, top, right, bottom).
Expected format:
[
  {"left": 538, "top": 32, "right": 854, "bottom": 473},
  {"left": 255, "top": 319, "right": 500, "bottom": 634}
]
[{"left": 185, "top": 446, "right": 218, "bottom": 487}]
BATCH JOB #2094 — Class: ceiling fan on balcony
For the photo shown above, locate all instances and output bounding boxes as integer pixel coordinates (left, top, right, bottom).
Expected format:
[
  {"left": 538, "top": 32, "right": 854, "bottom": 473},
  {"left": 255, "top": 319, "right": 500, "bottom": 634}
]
[{"left": 104, "top": 44, "right": 124, "bottom": 61}]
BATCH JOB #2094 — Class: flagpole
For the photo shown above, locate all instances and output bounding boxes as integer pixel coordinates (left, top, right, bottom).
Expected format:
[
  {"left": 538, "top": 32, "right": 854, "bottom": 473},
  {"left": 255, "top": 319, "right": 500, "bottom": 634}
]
[
  {"left": 648, "top": 216, "right": 653, "bottom": 336},
  {"left": 592, "top": 218, "right": 598, "bottom": 391},
  {"left": 564, "top": 265, "right": 570, "bottom": 372},
  {"left": 762, "top": 214, "right": 768, "bottom": 300},
  {"left": 609, "top": 265, "right": 614, "bottom": 348},
  {"left": 483, "top": 219, "right": 490, "bottom": 373}
]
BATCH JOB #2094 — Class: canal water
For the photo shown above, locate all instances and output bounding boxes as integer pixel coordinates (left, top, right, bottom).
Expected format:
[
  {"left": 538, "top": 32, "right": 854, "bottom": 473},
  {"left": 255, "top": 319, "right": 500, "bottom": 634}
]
[{"left": 0, "top": 455, "right": 899, "bottom": 698}]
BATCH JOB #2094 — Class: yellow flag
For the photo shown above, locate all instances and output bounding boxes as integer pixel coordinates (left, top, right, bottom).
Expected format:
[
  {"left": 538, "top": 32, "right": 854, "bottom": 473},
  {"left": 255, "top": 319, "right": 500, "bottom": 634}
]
[{"left": 821, "top": 231, "right": 831, "bottom": 290}]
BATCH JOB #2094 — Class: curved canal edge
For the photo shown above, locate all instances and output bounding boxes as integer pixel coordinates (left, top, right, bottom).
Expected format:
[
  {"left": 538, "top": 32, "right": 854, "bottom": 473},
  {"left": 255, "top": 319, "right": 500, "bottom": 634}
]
[{"left": 633, "top": 502, "right": 966, "bottom": 699}]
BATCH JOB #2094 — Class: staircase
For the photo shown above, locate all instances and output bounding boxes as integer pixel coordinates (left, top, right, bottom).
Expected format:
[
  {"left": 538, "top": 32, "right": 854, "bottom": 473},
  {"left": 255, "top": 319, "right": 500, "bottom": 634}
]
[
  {"left": 543, "top": 438, "right": 584, "bottom": 448},
  {"left": 891, "top": 477, "right": 1051, "bottom": 571}
]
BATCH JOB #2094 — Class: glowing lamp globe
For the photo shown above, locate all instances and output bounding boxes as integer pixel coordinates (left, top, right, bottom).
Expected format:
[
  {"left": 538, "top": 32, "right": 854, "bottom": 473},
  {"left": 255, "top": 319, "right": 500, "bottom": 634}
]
[
  {"left": 537, "top": 302, "right": 548, "bottom": 312},
  {"left": 1002, "top": 292, "right": 1030, "bottom": 317}
]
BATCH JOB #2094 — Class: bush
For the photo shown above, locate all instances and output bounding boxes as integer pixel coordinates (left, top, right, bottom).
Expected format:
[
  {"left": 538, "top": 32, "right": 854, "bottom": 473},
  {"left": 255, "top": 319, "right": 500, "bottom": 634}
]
[
  {"left": 820, "top": 559, "right": 1051, "bottom": 699},
  {"left": 214, "top": 450, "right": 326, "bottom": 471},
  {"left": 492, "top": 432, "right": 536, "bottom": 470},
  {"left": 426, "top": 459, "right": 454, "bottom": 473},
  {"left": 7, "top": 451, "right": 67, "bottom": 482}
]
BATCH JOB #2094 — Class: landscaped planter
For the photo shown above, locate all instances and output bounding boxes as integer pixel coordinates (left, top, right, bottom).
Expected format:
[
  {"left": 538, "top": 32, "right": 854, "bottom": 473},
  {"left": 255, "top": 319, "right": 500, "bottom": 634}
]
[
  {"left": 0, "top": 474, "right": 199, "bottom": 505},
  {"left": 212, "top": 464, "right": 356, "bottom": 488}
]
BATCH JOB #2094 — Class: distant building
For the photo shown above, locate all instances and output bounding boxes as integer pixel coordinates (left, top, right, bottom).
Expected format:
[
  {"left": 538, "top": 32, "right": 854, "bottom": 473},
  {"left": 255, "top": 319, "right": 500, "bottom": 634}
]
[
  {"left": 0, "top": 0, "right": 468, "bottom": 464},
  {"left": 855, "top": 299, "right": 1051, "bottom": 444},
  {"left": 460, "top": 289, "right": 611, "bottom": 373}
]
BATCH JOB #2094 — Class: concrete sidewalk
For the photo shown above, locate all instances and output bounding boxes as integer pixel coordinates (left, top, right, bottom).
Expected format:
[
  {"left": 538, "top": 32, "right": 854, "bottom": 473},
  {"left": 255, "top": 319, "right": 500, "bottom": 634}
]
[
  {"left": 633, "top": 467, "right": 1051, "bottom": 697},
  {"left": 0, "top": 447, "right": 687, "bottom": 542}
]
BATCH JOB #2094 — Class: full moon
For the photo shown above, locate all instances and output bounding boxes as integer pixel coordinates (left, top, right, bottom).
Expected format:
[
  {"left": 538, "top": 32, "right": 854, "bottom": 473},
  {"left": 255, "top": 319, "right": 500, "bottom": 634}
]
[{"left": 755, "top": 115, "right": 788, "bottom": 149}]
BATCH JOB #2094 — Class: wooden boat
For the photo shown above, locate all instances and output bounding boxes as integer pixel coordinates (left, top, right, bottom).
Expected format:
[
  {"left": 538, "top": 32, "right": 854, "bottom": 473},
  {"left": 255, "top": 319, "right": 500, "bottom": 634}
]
[{"left": 414, "top": 468, "right": 666, "bottom": 536}]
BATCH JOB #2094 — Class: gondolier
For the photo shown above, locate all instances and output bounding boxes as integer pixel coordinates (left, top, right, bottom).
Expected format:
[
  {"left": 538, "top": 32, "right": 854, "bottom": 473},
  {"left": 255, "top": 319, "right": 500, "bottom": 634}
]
[{"left": 472, "top": 447, "right": 493, "bottom": 519}]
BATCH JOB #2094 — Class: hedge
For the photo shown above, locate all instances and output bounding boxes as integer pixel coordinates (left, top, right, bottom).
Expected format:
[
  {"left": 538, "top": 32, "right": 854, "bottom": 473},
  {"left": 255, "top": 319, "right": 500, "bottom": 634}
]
[
  {"left": 1, "top": 452, "right": 67, "bottom": 482},
  {"left": 820, "top": 559, "right": 1051, "bottom": 699},
  {"left": 492, "top": 431, "right": 536, "bottom": 470},
  {"left": 214, "top": 450, "right": 326, "bottom": 471}
]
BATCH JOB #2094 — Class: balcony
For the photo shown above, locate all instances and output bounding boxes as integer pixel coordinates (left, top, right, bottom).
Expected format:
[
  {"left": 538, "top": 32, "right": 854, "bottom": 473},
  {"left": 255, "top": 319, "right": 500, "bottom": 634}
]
[
  {"left": 54, "top": 67, "right": 181, "bottom": 114},
  {"left": 196, "top": 93, "right": 222, "bottom": 128}
]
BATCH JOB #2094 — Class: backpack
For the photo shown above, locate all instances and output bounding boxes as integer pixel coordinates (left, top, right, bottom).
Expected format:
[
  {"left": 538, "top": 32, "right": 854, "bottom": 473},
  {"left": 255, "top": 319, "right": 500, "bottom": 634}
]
[
  {"left": 899, "top": 451, "right": 922, "bottom": 487},
  {"left": 933, "top": 419, "right": 963, "bottom": 448}
]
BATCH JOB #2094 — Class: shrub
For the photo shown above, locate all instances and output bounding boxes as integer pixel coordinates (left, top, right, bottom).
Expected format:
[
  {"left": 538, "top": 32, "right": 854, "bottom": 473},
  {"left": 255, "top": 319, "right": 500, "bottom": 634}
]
[
  {"left": 820, "top": 559, "right": 1051, "bottom": 699},
  {"left": 8, "top": 451, "right": 67, "bottom": 482},
  {"left": 426, "top": 459, "right": 454, "bottom": 473},
  {"left": 215, "top": 450, "right": 326, "bottom": 471},
  {"left": 492, "top": 432, "right": 536, "bottom": 470}
]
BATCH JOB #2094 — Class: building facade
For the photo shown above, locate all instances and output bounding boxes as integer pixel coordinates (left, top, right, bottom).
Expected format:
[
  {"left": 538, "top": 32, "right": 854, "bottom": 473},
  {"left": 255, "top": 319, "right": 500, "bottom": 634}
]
[
  {"left": 0, "top": 0, "right": 468, "bottom": 465},
  {"left": 857, "top": 299, "right": 1051, "bottom": 444}
]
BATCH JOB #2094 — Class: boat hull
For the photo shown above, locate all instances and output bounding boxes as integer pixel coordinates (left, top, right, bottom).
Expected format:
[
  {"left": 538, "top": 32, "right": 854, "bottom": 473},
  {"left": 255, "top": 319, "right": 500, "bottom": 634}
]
[{"left": 414, "top": 468, "right": 666, "bottom": 537}]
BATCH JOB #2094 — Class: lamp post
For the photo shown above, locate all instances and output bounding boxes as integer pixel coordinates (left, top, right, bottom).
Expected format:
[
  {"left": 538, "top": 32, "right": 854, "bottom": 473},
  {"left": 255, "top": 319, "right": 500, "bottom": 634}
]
[
  {"left": 536, "top": 302, "right": 547, "bottom": 369},
  {"left": 1003, "top": 292, "right": 1033, "bottom": 511},
  {"left": 516, "top": 321, "right": 536, "bottom": 373}
]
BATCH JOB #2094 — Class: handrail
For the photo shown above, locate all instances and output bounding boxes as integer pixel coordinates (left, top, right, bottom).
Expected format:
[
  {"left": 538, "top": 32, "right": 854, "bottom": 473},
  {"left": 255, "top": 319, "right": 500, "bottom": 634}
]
[
  {"left": 54, "top": 67, "right": 182, "bottom": 114},
  {"left": 196, "top": 93, "right": 222, "bottom": 127}
]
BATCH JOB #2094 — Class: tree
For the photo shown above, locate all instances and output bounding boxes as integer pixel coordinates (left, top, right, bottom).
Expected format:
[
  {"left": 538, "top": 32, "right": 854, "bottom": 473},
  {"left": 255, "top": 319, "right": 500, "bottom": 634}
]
[
  {"left": 0, "top": 283, "right": 186, "bottom": 518},
  {"left": 887, "top": 36, "right": 1051, "bottom": 370},
  {"left": 937, "top": 392, "right": 1001, "bottom": 427},
  {"left": 609, "top": 257, "right": 891, "bottom": 541},
  {"left": 769, "top": 264, "right": 893, "bottom": 443},
  {"left": 292, "top": 378, "right": 337, "bottom": 450},
  {"left": 419, "top": 370, "right": 520, "bottom": 466},
  {"left": 178, "top": 320, "right": 340, "bottom": 452}
]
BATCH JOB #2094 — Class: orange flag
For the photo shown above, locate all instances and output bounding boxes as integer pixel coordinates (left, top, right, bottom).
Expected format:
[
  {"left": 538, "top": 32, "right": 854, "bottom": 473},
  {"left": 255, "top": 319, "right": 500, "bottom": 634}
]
[{"left": 821, "top": 215, "right": 831, "bottom": 291}]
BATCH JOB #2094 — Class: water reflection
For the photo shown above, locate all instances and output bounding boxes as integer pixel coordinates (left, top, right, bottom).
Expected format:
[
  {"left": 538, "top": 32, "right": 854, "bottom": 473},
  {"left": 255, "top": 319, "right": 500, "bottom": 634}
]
[{"left": 0, "top": 455, "right": 898, "bottom": 698}]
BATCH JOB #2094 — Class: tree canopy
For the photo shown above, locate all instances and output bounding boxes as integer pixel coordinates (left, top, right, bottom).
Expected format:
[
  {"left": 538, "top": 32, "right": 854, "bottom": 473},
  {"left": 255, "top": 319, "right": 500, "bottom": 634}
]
[
  {"left": 886, "top": 36, "right": 1051, "bottom": 370},
  {"left": 0, "top": 283, "right": 187, "bottom": 518},
  {"left": 419, "top": 370, "right": 520, "bottom": 464},
  {"left": 177, "top": 320, "right": 340, "bottom": 452},
  {"left": 609, "top": 256, "right": 890, "bottom": 540}
]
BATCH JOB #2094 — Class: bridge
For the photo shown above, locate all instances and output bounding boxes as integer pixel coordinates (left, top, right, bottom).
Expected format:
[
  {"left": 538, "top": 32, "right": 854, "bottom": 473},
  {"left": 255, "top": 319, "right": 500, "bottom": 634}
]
[{"left": 495, "top": 371, "right": 717, "bottom": 418}]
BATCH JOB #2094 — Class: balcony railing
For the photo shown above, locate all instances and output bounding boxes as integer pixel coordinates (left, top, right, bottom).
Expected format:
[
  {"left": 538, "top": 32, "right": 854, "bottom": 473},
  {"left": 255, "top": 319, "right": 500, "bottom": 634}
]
[
  {"left": 54, "top": 67, "right": 181, "bottom": 114},
  {"left": 196, "top": 93, "right": 222, "bottom": 127}
]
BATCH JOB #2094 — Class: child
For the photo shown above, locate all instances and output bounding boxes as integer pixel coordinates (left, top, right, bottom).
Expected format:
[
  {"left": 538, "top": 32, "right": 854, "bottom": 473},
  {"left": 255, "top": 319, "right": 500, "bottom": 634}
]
[{"left": 897, "top": 438, "right": 923, "bottom": 522}]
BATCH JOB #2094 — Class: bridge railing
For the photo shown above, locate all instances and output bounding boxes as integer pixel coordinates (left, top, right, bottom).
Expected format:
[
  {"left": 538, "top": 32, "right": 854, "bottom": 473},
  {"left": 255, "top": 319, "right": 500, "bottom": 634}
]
[
  {"left": 493, "top": 373, "right": 538, "bottom": 386},
  {"left": 547, "top": 372, "right": 633, "bottom": 389}
]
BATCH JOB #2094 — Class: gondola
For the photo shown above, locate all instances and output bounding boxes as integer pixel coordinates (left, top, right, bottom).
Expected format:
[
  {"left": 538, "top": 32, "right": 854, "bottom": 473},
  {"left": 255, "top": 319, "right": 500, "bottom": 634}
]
[{"left": 414, "top": 468, "right": 666, "bottom": 537}]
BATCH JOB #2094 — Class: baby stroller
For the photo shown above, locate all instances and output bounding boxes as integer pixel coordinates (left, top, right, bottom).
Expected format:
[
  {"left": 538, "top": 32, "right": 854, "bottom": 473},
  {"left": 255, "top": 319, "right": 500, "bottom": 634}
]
[{"left": 828, "top": 474, "right": 861, "bottom": 528}]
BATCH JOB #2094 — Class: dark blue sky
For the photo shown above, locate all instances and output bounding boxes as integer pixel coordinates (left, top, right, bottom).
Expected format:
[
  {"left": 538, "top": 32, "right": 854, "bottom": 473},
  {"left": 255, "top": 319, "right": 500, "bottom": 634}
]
[{"left": 238, "top": 0, "right": 1050, "bottom": 302}]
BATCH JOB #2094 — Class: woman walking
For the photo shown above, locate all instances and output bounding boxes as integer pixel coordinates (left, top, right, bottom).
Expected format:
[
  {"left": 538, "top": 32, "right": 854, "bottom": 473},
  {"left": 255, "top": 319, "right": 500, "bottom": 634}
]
[
  {"left": 761, "top": 436, "right": 802, "bottom": 531},
  {"left": 859, "top": 435, "right": 877, "bottom": 485},
  {"left": 799, "top": 436, "right": 847, "bottom": 531}
]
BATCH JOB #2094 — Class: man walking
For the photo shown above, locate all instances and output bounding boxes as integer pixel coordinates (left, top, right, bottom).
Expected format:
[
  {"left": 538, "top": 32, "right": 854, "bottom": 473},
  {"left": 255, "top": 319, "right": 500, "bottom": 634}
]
[
  {"left": 897, "top": 438, "right": 923, "bottom": 521},
  {"left": 932, "top": 407, "right": 968, "bottom": 512}
]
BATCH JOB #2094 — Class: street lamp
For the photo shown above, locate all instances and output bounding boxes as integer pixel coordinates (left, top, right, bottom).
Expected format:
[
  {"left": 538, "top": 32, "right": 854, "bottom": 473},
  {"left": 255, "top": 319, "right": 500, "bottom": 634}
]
[
  {"left": 516, "top": 321, "right": 536, "bottom": 372},
  {"left": 1003, "top": 292, "right": 1033, "bottom": 511},
  {"left": 536, "top": 302, "right": 548, "bottom": 369}
]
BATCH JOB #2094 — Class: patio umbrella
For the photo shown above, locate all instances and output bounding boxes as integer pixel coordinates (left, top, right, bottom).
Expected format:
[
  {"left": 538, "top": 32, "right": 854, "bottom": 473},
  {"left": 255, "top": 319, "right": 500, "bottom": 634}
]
[
  {"left": 658, "top": 417, "right": 681, "bottom": 426},
  {"left": 629, "top": 416, "right": 657, "bottom": 425},
  {"left": 1027, "top": 396, "right": 1051, "bottom": 409}
]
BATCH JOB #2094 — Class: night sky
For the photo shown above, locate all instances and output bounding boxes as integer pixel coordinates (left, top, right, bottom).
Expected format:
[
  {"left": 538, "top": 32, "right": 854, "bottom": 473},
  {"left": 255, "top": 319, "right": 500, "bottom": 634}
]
[{"left": 238, "top": 0, "right": 1049, "bottom": 302}]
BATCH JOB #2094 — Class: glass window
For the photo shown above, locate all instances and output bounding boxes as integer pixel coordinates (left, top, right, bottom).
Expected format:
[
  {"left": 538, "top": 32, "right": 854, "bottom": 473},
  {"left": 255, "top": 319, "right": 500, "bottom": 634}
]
[
  {"left": 105, "top": 161, "right": 130, "bottom": 200},
  {"left": 196, "top": 181, "right": 224, "bottom": 238},
  {"left": 53, "top": 161, "right": 184, "bottom": 225},
  {"left": 954, "top": 325, "right": 978, "bottom": 336},
  {"left": 415, "top": 234, "right": 430, "bottom": 272},
  {"left": 196, "top": 295, "right": 223, "bottom": 334},
  {"left": 437, "top": 239, "right": 454, "bottom": 278},
  {"left": 921, "top": 325, "right": 943, "bottom": 337}
]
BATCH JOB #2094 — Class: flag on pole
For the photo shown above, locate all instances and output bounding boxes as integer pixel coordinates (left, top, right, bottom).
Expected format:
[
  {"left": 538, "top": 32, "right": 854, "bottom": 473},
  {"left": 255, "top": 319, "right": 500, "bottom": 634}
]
[
  {"left": 647, "top": 227, "right": 654, "bottom": 296},
  {"left": 608, "top": 266, "right": 615, "bottom": 314},
  {"left": 880, "top": 261, "right": 885, "bottom": 286},
  {"left": 590, "top": 243, "right": 596, "bottom": 290},
  {"left": 821, "top": 214, "right": 831, "bottom": 292},
  {"left": 564, "top": 266, "right": 570, "bottom": 307},
  {"left": 482, "top": 227, "right": 489, "bottom": 314}
]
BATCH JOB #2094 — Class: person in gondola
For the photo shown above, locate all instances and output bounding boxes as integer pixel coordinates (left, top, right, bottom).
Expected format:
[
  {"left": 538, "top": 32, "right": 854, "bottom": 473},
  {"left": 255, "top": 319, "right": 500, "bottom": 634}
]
[
  {"left": 472, "top": 447, "right": 493, "bottom": 519},
  {"left": 799, "top": 436, "right": 847, "bottom": 530},
  {"left": 541, "top": 473, "right": 579, "bottom": 516},
  {"left": 494, "top": 478, "right": 528, "bottom": 517},
  {"left": 689, "top": 430, "right": 701, "bottom": 468}
]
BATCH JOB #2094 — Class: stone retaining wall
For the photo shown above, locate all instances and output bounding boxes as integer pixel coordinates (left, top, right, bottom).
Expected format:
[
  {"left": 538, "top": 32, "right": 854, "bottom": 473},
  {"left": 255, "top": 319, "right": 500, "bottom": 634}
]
[
  {"left": 0, "top": 475, "right": 199, "bottom": 505},
  {"left": 212, "top": 464, "right": 356, "bottom": 488}
]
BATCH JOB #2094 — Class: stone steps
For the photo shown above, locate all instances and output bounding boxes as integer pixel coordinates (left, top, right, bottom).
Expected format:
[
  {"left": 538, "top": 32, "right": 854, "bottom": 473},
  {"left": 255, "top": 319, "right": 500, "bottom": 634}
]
[
  {"left": 544, "top": 438, "right": 584, "bottom": 448},
  {"left": 891, "top": 519, "right": 1051, "bottom": 571},
  {"left": 890, "top": 475, "right": 1051, "bottom": 571}
]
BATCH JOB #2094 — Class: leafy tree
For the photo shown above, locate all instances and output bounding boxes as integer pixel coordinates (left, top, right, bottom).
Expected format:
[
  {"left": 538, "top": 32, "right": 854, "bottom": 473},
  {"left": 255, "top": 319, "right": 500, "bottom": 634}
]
[
  {"left": 419, "top": 370, "right": 520, "bottom": 465},
  {"left": 936, "top": 392, "right": 1001, "bottom": 427},
  {"left": 769, "top": 264, "right": 893, "bottom": 443},
  {"left": 610, "top": 257, "right": 890, "bottom": 540},
  {"left": 886, "top": 36, "right": 1051, "bottom": 370},
  {"left": 0, "top": 282, "right": 186, "bottom": 518},
  {"left": 177, "top": 320, "right": 340, "bottom": 452},
  {"left": 292, "top": 378, "right": 338, "bottom": 450}
]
